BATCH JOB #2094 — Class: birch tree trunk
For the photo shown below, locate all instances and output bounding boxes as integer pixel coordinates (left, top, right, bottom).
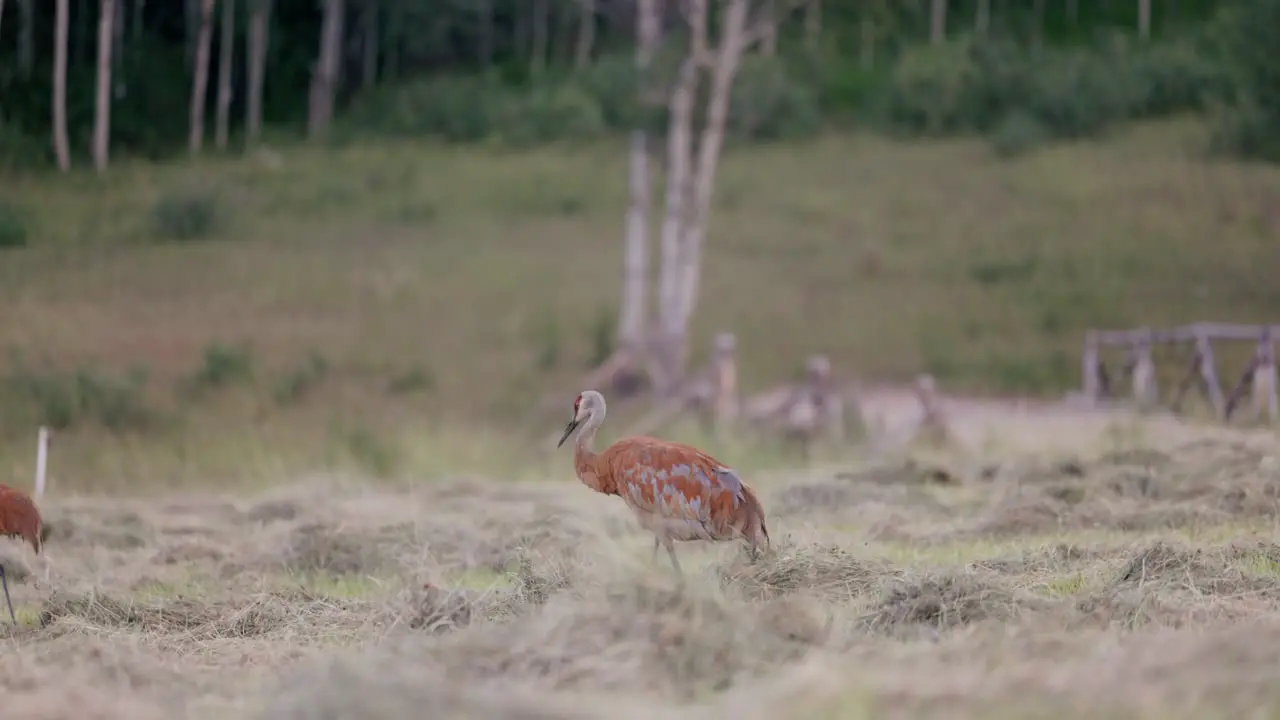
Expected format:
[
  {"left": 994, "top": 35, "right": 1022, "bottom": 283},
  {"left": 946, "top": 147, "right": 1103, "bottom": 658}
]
[
  {"left": 93, "top": 0, "right": 116, "bottom": 174},
  {"left": 617, "top": 0, "right": 662, "bottom": 357},
  {"left": 654, "top": 52, "right": 701, "bottom": 395},
  {"left": 671, "top": 0, "right": 751, "bottom": 337},
  {"left": 52, "top": 0, "right": 71, "bottom": 171},
  {"left": 307, "top": 0, "right": 344, "bottom": 139},
  {"left": 244, "top": 0, "right": 270, "bottom": 145},
  {"left": 215, "top": 0, "right": 235, "bottom": 149},
  {"left": 189, "top": 0, "right": 215, "bottom": 153}
]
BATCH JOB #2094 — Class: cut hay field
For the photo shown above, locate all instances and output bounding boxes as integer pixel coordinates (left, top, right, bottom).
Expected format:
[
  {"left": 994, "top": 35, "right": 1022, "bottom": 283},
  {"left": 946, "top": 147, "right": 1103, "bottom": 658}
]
[
  {"left": 2, "top": 118, "right": 1280, "bottom": 489},
  {"left": 4, "top": 118, "right": 1280, "bottom": 718},
  {"left": 5, "top": 414, "right": 1280, "bottom": 719}
]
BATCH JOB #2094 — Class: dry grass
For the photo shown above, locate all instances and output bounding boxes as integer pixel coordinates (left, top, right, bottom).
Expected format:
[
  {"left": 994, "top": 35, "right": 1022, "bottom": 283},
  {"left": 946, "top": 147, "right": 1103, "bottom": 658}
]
[
  {"left": 2, "top": 432, "right": 1280, "bottom": 718},
  {"left": 2, "top": 119, "right": 1280, "bottom": 488}
]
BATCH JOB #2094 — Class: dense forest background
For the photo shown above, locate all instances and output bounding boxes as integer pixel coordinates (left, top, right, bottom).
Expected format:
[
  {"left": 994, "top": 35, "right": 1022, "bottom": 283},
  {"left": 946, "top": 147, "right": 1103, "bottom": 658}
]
[{"left": 0, "top": 0, "right": 1277, "bottom": 172}]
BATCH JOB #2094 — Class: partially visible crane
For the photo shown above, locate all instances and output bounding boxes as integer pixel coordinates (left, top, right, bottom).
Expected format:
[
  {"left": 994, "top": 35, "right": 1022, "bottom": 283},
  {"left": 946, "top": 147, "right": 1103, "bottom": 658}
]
[
  {"left": 557, "top": 390, "right": 770, "bottom": 580},
  {"left": 0, "top": 483, "right": 42, "bottom": 624}
]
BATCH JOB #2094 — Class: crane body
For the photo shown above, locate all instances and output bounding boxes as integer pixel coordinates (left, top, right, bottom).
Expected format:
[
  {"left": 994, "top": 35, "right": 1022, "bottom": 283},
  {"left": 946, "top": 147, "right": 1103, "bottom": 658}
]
[
  {"left": 0, "top": 483, "right": 42, "bottom": 624},
  {"left": 558, "top": 390, "right": 769, "bottom": 577}
]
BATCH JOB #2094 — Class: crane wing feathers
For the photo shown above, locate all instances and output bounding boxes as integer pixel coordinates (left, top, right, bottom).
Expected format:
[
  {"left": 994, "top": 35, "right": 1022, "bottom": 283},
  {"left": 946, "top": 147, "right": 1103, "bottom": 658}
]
[{"left": 602, "top": 438, "right": 749, "bottom": 527}]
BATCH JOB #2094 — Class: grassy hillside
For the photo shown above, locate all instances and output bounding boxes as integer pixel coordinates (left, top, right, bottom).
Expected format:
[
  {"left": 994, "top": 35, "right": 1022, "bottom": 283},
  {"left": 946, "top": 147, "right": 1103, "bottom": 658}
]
[{"left": 2, "top": 118, "right": 1278, "bottom": 492}]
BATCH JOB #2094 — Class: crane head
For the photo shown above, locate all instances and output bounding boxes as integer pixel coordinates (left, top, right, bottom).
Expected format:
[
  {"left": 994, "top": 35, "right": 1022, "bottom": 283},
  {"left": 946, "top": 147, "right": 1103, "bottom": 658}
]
[
  {"left": 557, "top": 394, "right": 584, "bottom": 448},
  {"left": 557, "top": 391, "right": 605, "bottom": 448}
]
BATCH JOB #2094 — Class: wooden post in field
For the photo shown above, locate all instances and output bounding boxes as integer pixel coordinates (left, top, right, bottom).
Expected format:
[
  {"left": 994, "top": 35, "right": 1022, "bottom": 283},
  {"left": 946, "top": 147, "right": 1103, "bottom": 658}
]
[
  {"left": 34, "top": 426, "right": 50, "bottom": 501},
  {"left": 1170, "top": 329, "right": 1225, "bottom": 418},
  {"left": 1130, "top": 331, "right": 1158, "bottom": 412},
  {"left": 710, "top": 331, "right": 738, "bottom": 437},
  {"left": 1082, "top": 329, "right": 1102, "bottom": 403},
  {"left": 1253, "top": 328, "right": 1278, "bottom": 425}
]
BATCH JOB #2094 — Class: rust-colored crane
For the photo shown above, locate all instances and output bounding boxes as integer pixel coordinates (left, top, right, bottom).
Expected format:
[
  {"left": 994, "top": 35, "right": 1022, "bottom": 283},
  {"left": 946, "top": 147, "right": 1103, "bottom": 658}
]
[
  {"left": 557, "top": 390, "right": 770, "bottom": 579},
  {"left": 0, "top": 484, "right": 43, "bottom": 624}
]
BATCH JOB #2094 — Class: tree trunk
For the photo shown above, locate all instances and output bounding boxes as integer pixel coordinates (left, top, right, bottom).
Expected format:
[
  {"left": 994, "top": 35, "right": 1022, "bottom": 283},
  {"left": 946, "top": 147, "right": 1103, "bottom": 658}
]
[
  {"left": 93, "top": 0, "right": 116, "bottom": 174},
  {"left": 929, "top": 0, "right": 946, "bottom": 44},
  {"left": 189, "top": 0, "right": 215, "bottom": 153},
  {"left": 672, "top": 0, "right": 752, "bottom": 337},
  {"left": 655, "top": 53, "right": 699, "bottom": 395},
  {"left": 214, "top": 0, "right": 234, "bottom": 149},
  {"left": 17, "top": 0, "right": 33, "bottom": 75},
  {"left": 245, "top": 0, "right": 270, "bottom": 146},
  {"left": 530, "top": 0, "right": 549, "bottom": 78},
  {"left": 307, "top": 0, "right": 344, "bottom": 140},
  {"left": 574, "top": 0, "right": 595, "bottom": 71},
  {"left": 975, "top": 0, "right": 990, "bottom": 37},
  {"left": 360, "top": 0, "right": 378, "bottom": 89},
  {"left": 1137, "top": 0, "right": 1150, "bottom": 40},
  {"left": 618, "top": 0, "right": 661, "bottom": 355},
  {"left": 52, "top": 0, "right": 71, "bottom": 171}
]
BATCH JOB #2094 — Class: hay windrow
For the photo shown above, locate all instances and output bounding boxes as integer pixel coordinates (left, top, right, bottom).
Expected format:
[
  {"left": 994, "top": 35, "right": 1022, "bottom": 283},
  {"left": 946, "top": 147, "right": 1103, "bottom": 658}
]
[
  {"left": 860, "top": 570, "right": 1049, "bottom": 635},
  {"left": 719, "top": 541, "right": 887, "bottom": 601}
]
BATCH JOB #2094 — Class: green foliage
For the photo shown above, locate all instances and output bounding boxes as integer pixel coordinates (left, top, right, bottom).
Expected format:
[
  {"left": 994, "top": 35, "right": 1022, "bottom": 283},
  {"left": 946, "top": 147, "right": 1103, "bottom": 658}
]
[
  {"left": 988, "top": 111, "right": 1050, "bottom": 158},
  {"left": 273, "top": 351, "right": 329, "bottom": 407},
  {"left": 2, "top": 362, "right": 155, "bottom": 433},
  {"left": 881, "top": 33, "right": 1229, "bottom": 152},
  {"left": 180, "top": 342, "right": 255, "bottom": 399},
  {"left": 1205, "top": 0, "right": 1280, "bottom": 162},
  {"left": 0, "top": 199, "right": 30, "bottom": 249},
  {"left": 151, "top": 188, "right": 227, "bottom": 243},
  {"left": 728, "top": 55, "right": 823, "bottom": 141}
]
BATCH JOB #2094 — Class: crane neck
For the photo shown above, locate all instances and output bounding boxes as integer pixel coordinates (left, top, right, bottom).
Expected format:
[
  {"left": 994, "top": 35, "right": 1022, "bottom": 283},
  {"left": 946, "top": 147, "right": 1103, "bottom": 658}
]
[{"left": 574, "top": 410, "right": 604, "bottom": 456}]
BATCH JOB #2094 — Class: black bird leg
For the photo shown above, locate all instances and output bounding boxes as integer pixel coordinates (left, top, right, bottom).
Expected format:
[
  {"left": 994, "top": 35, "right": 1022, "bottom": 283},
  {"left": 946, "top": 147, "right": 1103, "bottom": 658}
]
[{"left": 0, "top": 564, "right": 14, "bottom": 624}]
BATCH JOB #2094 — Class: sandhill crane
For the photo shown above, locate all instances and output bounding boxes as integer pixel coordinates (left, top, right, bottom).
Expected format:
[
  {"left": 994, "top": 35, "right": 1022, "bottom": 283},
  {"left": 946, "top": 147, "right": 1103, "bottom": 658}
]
[
  {"left": 557, "top": 390, "right": 770, "bottom": 580},
  {"left": 0, "top": 483, "right": 43, "bottom": 624}
]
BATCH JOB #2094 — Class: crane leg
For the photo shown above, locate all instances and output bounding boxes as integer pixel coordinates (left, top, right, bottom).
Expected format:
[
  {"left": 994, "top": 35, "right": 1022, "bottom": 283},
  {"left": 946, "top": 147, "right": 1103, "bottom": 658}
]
[
  {"left": 661, "top": 536, "right": 683, "bottom": 577},
  {"left": 0, "top": 565, "right": 14, "bottom": 624}
]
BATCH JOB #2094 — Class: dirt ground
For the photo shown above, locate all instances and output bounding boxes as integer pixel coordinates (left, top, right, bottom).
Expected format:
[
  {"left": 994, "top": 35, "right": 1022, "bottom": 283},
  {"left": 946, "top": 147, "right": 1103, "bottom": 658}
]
[{"left": 4, "top": 402, "right": 1280, "bottom": 719}]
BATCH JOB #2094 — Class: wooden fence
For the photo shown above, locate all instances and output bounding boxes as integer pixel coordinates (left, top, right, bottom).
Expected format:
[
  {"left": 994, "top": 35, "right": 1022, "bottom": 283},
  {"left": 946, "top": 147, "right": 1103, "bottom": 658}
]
[{"left": 1082, "top": 323, "right": 1278, "bottom": 423}]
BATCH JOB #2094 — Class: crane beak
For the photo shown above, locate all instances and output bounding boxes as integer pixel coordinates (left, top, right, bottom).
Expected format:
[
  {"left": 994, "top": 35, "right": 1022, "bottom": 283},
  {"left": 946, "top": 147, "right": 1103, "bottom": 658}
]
[{"left": 557, "top": 419, "right": 579, "bottom": 448}]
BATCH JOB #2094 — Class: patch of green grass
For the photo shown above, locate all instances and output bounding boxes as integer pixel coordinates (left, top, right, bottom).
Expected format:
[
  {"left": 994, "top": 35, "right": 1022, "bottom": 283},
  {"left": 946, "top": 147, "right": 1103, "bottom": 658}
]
[
  {"left": 3, "top": 119, "right": 1280, "bottom": 492},
  {"left": 447, "top": 567, "right": 517, "bottom": 590},
  {"left": 1235, "top": 551, "right": 1280, "bottom": 578},
  {"left": 294, "top": 572, "right": 387, "bottom": 599}
]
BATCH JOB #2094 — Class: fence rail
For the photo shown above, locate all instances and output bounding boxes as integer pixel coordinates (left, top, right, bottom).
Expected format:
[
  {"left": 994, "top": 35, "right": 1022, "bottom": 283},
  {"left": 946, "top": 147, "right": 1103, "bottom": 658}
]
[{"left": 1082, "top": 322, "right": 1277, "bottom": 423}]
